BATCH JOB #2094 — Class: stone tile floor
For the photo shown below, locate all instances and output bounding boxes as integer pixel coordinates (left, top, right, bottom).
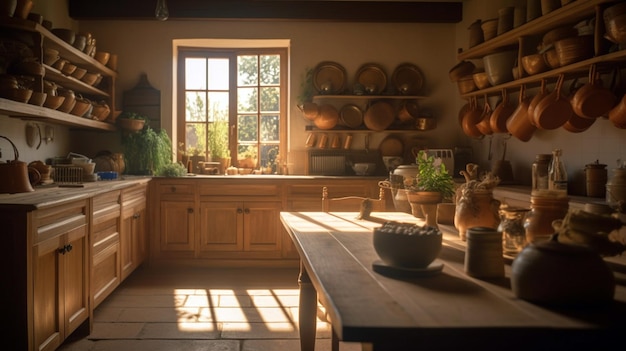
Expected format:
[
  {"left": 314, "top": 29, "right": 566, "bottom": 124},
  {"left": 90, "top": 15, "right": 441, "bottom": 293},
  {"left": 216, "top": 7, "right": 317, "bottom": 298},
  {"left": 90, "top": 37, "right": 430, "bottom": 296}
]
[{"left": 58, "top": 266, "right": 362, "bottom": 351}]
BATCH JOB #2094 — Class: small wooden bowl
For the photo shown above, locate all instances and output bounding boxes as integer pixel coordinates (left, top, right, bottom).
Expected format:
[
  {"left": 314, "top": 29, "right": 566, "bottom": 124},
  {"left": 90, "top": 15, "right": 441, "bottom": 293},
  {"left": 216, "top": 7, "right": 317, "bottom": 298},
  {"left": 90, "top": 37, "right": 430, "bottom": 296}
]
[
  {"left": 71, "top": 67, "right": 87, "bottom": 80},
  {"left": 70, "top": 100, "right": 91, "bottom": 117},
  {"left": 94, "top": 51, "right": 110, "bottom": 66},
  {"left": 43, "top": 95, "right": 65, "bottom": 110},
  {"left": 472, "top": 71, "right": 491, "bottom": 89},
  {"left": 2, "top": 88, "right": 33, "bottom": 103},
  {"left": 81, "top": 73, "right": 100, "bottom": 86},
  {"left": 61, "top": 63, "right": 77, "bottom": 76},
  {"left": 28, "top": 91, "right": 47, "bottom": 106},
  {"left": 521, "top": 54, "right": 549, "bottom": 76}
]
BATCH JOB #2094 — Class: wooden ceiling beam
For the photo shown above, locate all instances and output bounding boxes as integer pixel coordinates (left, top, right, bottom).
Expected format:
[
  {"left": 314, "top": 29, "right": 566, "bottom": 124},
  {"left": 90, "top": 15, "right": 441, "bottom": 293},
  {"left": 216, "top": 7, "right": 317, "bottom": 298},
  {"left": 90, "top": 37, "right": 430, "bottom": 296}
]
[{"left": 68, "top": 0, "right": 462, "bottom": 23}]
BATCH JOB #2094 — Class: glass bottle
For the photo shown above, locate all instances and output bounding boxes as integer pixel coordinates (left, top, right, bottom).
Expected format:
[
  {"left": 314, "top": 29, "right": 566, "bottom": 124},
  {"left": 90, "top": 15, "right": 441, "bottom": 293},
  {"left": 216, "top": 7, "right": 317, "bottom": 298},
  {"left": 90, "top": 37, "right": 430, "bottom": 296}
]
[
  {"left": 532, "top": 154, "right": 551, "bottom": 192},
  {"left": 548, "top": 149, "right": 567, "bottom": 195}
]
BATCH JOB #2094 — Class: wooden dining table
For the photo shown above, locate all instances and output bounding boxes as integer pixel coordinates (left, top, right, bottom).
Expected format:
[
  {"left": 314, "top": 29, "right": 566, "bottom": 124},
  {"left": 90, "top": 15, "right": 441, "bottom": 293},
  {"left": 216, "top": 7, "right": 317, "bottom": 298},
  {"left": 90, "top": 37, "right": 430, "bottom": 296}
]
[{"left": 280, "top": 211, "right": 626, "bottom": 351}]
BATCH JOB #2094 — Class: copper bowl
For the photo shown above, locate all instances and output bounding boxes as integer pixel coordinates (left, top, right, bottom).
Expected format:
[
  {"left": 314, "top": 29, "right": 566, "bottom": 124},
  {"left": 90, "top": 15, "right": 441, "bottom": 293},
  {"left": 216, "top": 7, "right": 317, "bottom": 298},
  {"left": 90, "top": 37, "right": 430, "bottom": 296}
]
[
  {"left": 543, "top": 49, "right": 560, "bottom": 69},
  {"left": 43, "top": 95, "right": 65, "bottom": 110},
  {"left": 554, "top": 35, "right": 594, "bottom": 67},
  {"left": 521, "top": 54, "right": 549, "bottom": 76},
  {"left": 94, "top": 51, "right": 110, "bottom": 66},
  {"left": 604, "top": 2, "right": 626, "bottom": 44},
  {"left": 472, "top": 71, "right": 491, "bottom": 89}
]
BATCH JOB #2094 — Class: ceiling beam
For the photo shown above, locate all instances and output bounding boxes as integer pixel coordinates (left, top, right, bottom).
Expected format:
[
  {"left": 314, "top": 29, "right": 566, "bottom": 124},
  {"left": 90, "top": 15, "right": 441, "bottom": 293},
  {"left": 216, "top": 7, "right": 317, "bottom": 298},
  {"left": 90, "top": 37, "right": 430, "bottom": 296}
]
[{"left": 68, "top": 0, "right": 462, "bottom": 23}]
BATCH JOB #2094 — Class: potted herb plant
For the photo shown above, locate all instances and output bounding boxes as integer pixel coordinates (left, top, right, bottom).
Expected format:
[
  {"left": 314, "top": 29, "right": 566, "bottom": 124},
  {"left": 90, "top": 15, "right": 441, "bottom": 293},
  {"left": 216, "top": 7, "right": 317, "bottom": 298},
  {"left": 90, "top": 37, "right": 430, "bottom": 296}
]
[
  {"left": 121, "top": 123, "right": 173, "bottom": 175},
  {"left": 117, "top": 111, "right": 148, "bottom": 132},
  {"left": 208, "top": 120, "right": 231, "bottom": 173},
  {"left": 406, "top": 150, "right": 456, "bottom": 224}
]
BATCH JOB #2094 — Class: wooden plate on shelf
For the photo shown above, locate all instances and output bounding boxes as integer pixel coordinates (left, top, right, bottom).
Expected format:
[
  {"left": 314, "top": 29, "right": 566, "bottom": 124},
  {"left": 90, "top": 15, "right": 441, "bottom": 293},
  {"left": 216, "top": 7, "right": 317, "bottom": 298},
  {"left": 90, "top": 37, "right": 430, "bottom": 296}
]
[
  {"left": 392, "top": 63, "right": 424, "bottom": 95},
  {"left": 355, "top": 63, "right": 387, "bottom": 95},
  {"left": 313, "top": 61, "right": 347, "bottom": 95},
  {"left": 379, "top": 135, "right": 404, "bottom": 156},
  {"left": 364, "top": 101, "right": 394, "bottom": 131}
]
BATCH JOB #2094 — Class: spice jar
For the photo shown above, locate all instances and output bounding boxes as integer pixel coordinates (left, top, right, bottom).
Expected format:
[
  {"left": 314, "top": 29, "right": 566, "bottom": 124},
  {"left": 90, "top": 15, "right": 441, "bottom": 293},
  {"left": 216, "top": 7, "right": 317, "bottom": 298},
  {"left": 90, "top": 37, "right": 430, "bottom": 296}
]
[
  {"left": 606, "top": 166, "right": 626, "bottom": 206},
  {"left": 584, "top": 161, "right": 607, "bottom": 198},
  {"left": 499, "top": 205, "right": 530, "bottom": 255},
  {"left": 523, "top": 192, "right": 568, "bottom": 243},
  {"left": 532, "top": 154, "right": 551, "bottom": 192},
  {"left": 465, "top": 227, "right": 504, "bottom": 278}
]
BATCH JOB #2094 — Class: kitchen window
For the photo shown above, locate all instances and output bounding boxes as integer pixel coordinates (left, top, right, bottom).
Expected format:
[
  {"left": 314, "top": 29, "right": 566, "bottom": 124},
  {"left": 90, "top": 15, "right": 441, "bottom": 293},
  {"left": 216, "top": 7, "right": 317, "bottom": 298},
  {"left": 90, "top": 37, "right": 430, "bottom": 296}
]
[{"left": 177, "top": 47, "right": 287, "bottom": 172}]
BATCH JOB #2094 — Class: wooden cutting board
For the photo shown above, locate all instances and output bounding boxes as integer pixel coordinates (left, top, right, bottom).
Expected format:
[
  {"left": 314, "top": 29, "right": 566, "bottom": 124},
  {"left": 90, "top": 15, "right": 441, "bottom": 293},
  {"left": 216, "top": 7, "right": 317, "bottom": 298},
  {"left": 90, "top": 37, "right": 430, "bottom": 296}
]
[{"left": 379, "top": 136, "right": 404, "bottom": 156}]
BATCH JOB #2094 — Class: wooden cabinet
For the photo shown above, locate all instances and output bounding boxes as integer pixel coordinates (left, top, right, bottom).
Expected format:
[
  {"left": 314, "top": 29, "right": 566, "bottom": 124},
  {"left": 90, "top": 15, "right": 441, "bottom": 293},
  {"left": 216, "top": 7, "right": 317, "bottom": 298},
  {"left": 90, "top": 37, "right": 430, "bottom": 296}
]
[
  {"left": 120, "top": 183, "right": 148, "bottom": 280},
  {"left": 32, "top": 200, "right": 90, "bottom": 351},
  {"left": 0, "top": 17, "right": 117, "bottom": 131},
  {"left": 154, "top": 181, "right": 197, "bottom": 257},
  {"left": 457, "top": 0, "right": 625, "bottom": 99},
  {"left": 91, "top": 190, "right": 121, "bottom": 309},
  {"left": 198, "top": 200, "right": 282, "bottom": 255}
]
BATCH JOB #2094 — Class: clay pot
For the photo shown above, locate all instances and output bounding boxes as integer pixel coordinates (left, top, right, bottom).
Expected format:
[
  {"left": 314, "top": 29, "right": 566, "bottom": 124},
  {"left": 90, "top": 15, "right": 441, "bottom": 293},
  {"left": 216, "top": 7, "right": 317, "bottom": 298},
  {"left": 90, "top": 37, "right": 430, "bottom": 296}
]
[
  {"left": 533, "top": 74, "right": 572, "bottom": 130},
  {"left": 571, "top": 64, "right": 617, "bottom": 119},
  {"left": 454, "top": 190, "right": 501, "bottom": 241},
  {"left": 511, "top": 240, "right": 615, "bottom": 306},
  {"left": 506, "top": 85, "right": 536, "bottom": 142},
  {"left": 490, "top": 89, "right": 514, "bottom": 133}
]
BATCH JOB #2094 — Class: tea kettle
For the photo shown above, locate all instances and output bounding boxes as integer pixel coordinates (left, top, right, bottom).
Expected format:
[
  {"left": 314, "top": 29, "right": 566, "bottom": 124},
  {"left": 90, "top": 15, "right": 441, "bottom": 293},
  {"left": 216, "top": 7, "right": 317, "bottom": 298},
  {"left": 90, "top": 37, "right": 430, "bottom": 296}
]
[{"left": 0, "top": 135, "right": 34, "bottom": 194}]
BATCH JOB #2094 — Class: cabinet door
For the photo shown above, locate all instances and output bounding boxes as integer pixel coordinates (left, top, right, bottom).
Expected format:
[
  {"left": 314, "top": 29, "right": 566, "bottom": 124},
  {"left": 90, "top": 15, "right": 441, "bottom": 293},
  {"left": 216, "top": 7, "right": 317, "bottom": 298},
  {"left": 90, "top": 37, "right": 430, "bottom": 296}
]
[
  {"left": 62, "top": 225, "right": 89, "bottom": 336},
  {"left": 33, "top": 235, "right": 64, "bottom": 351},
  {"left": 120, "top": 206, "right": 146, "bottom": 280},
  {"left": 199, "top": 201, "right": 243, "bottom": 252},
  {"left": 160, "top": 200, "right": 195, "bottom": 252},
  {"left": 244, "top": 201, "right": 282, "bottom": 252},
  {"left": 92, "top": 216, "right": 121, "bottom": 309}
]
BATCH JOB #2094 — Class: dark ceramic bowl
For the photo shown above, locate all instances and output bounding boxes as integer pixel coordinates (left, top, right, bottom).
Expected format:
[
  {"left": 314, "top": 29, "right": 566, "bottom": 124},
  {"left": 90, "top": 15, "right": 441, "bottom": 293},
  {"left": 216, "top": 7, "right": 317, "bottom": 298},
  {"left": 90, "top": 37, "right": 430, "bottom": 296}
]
[{"left": 373, "top": 223, "right": 442, "bottom": 268}]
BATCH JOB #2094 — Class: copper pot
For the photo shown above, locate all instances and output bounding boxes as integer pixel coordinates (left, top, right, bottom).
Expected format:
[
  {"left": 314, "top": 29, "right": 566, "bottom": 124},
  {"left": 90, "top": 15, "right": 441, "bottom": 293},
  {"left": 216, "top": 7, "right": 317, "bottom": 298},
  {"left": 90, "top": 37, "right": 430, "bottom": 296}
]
[
  {"left": 476, "top": 95, "right": 493, "bottom": 135},
  {"left": 298, "top": 102, "right": 319, "bottom": 121},
  {"left": 461, "top": 97, "right": 483, "bottom": 138},
  {"left": 571, "top": 64, "right": 617, "bottom": 119},
  {"left": 527, "top": 79, "right": 548, "bottom": 127},
  {"left": 533, "top": 74, "right": 572, "bottom": 130},
  {"left": 313, "top": 104, "right": 338, "bottom": 130},
  {"left": 609, "top": 94, "right": 626, "bottom": 128},
  {"left": 506, "top": 85, "right": 536, "bottom": 142},
  {"left": 490, "top": 89, "right": 514, "bottom": 133},
  {"left": 564, "top": 78, "right": 596, "bottom": 133}
]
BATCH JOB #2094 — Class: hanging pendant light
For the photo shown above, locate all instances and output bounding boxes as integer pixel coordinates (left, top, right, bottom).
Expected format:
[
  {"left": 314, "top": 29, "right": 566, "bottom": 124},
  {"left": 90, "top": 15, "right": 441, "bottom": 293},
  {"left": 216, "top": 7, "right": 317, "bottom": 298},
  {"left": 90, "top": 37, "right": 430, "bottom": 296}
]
[{"left": 155, "top": 0, "right": 169, "bottom": 21}]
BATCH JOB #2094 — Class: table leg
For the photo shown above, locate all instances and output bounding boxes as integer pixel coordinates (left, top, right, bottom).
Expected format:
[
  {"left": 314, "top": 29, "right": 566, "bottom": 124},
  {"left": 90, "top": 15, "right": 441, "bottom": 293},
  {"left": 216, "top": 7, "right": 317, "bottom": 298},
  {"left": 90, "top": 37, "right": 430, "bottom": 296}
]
[{"left": 298, "top": 261, "right": 317, "bottom": 351}]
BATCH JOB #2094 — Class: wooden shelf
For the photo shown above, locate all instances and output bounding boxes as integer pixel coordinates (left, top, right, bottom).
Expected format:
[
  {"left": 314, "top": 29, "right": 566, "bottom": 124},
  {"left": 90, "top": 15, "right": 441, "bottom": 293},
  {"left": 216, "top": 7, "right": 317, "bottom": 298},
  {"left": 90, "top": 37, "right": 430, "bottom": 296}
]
[
  {"left": 461, "top": 50, "right": 626, "bottom": 98},
  {"left": 458, "top": 0, "right": 612, "bottom": 61},
  {"left": 44, "top": 65, "right": 110, "bottom": 98},
  {"left": 0, "top": 98, "right": 117, "bottom": 131}
]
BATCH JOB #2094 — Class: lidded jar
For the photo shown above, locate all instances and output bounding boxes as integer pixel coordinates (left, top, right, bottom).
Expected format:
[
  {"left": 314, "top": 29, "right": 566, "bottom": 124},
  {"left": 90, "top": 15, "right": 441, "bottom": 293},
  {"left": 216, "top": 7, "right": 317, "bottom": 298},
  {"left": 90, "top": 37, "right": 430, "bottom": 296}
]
[
  {"left": 606, "top": 166, "right": 626, "bottom": 206},
  {"left": 498, "top": 205, "right": 530, "bottom": 255},
  {"left": 523, "top": 191, "right": 568, "bottom": 243},
  {"left": 532, "top": 154, "right": 551, "bottom": 192}
]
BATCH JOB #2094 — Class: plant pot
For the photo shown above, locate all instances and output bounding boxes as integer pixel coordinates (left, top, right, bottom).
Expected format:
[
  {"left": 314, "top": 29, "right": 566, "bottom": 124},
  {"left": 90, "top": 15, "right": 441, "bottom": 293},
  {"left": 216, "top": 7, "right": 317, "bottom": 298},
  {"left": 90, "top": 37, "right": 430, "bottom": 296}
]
[
  {"left": 407, "top": 191, "right": 442, "bottom": 219},
  {"left": 118, "top": 118, "right": 145, "bottom": 132}
]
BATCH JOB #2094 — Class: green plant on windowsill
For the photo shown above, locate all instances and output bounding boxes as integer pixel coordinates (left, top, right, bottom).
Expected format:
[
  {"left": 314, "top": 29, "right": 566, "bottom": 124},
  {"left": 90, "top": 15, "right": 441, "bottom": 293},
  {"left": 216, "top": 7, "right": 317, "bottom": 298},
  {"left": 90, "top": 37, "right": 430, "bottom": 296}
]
[
  {"left": 208, "top": 120, "right": 229, "bottom": 160},
  {"left": 158, "top": 162, "right": 188, "bottom": 177},
  {"left": 122, "top": 126, "right": 173, "bottom": 175}
]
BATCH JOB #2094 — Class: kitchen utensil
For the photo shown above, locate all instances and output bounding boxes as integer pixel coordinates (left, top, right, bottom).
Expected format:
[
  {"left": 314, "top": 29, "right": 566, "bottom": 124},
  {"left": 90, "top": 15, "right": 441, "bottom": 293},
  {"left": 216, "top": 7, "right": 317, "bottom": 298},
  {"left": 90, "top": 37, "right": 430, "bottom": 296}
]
[
  {"left": 533, "top": 74, "right": 572, "bottom": 130},
  {"left": 483, "top": 50, "right": 517, "bottom": 86},
  {"left": 391, "top": 63, "right": 423, "bottom": 95},
  {"left": 476, "top": 95, "right": 493, "bottom": 135},
  {"left": 481, "top": 18, "right": 498, "bottom": 41},
  {"left": 563, "top": 77, "right": 596, "bottom": 133},
  {"left": 461, "top": 96, "right": 483, "bottom": 138},
  {"left": 355, "top": 63, "right": 387, "bottom": 95},
  {"left": 527, "top": 79, "right": 547, "bottom": 126},
  {"left": 312, "top": 61, "right": 346, "bottom": 94},
  {"left": 571, "top": 64, "right": 617, "bottom": 119},
  {"left": 457, "top": 75, "right": 477, "bottom": 94},
  {"left": 472, "top": 71, "right": 491, "bottom": 90},
  {"left": 379, "top": 135, "right": 404, "bottom": 156},
  {"left": 397, "top": 100, "right": 419, "bottom": 124},
  {"left": 339, "top": 104, "right": 363, "bottom": 128},
  {"left": 298, "top": 102, "right": 319, "bottom": 121},
  {"left": 313, "top": 104, "right": 339, "bottom": 130},
  {"left": 521, "top": 53, "right": 548, "bottom": 76},
  {"left": 351, "top": 162, "right": 376, "bottom": 176},
  {"left": 609, "top": 93, "right": 626, "bottom": 128},
  {"left": 490, "top": 89, "right": 514, "bottom": 133},
  {"left": 506, "top": 85, "right": 536, "bottom": 142},
  {"left": 0, "top": 135, "right": 34, "bottom": 194},
  {"left": 449, "top": 60, "right": 475, "bottom": 82},
  {"left": 364, "top": 101, "right": 394, "bottom": 131},
  {"left": 554, "top": 35, "right": 594, "bottom": 66},
  {"left": 604, "top": 2, "right": 626, "bottom": 44}
]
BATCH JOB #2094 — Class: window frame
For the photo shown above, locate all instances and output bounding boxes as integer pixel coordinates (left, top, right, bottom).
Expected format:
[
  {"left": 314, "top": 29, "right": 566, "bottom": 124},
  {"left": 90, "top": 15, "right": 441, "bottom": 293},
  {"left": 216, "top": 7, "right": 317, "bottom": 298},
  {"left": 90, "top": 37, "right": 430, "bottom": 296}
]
[{"left": 176, "top": 47, "right": 288, "bottom": 169}]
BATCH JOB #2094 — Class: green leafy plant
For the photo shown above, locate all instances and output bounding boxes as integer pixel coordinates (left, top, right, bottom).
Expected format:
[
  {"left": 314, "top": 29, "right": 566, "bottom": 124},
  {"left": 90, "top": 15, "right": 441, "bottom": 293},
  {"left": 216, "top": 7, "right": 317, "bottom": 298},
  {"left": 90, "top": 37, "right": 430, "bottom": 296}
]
[
  {"left": 118, "top": 111, "right": 148, "bottom": 121},
  {"left": 158, "top": 162, "right": 188, "bottom": 177},
  {"left": 208, "top": 120, "right": 230, "bottom": 159},
  {"left": 122, "top": 126, "right": 173, "bottom": 175},
  {"left": 297, "top": 67, "right": 314, "bottom": 105},
  {"left": 408, "top": 150, "right": 456, "bottom": 201}
]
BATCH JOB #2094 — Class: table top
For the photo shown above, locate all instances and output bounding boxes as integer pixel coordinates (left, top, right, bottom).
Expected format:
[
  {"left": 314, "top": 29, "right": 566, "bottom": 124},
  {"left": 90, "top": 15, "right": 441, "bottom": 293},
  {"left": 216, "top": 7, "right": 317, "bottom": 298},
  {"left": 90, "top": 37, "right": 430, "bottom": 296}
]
[{"left": 280, "top": 211, "right": 626, "bottom": 348}]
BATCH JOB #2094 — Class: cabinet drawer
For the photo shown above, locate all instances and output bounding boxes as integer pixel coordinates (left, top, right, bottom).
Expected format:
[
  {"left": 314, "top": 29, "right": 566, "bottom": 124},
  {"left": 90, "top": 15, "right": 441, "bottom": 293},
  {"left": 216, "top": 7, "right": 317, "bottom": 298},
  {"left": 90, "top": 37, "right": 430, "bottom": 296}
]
[
  {"left": 199, "top": 183, "right": 279, "bottom": 196},
  {"left": 35, "top": 200, "right": 88, "bottom": 243},
  {"left": 158, "top": 183, "right": 196, "bottom": 196},
  {"left": 123, "top": 183, "right": 147, "bottom": 203}
]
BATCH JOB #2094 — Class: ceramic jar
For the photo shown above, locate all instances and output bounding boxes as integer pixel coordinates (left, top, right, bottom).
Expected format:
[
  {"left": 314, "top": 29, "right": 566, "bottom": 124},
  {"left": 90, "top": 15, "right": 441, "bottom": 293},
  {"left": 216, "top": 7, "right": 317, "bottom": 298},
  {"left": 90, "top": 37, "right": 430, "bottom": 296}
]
[
  {"left": 511, "top": 240, "right": 615, "bottom": 306},
  {"left": 584, "top": 162, "right": 607, "bottom": 198},
  {"left": 523, "top": 193, "right": 568, "bottom": 243},
  {"left": 465, "top": 226, "right": 504, "bottom": 278},
  {"left": 606, "top": 167, "right": 626, "bottom": 206},
  {"left": 498, "top": 206, "right": 530, "bottom": 255},
  {"left": 454, "top": 190, "right": 501, "bottom": 241}
]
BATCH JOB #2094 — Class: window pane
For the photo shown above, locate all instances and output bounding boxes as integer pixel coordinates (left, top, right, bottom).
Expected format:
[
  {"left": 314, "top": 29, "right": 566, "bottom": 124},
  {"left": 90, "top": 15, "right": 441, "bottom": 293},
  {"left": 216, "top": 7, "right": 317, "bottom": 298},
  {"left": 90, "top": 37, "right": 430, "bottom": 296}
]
[
  {"left": 185, "top": 123, "right": 207, "bottom": 156},
  {"left": 260, "top": 144, "right": 279, "bottom": 171},
  {"left": 237, "top": 87, "right": 257, "bottom": 112},
  {"left": 208, "top": 92, "right": 229, "bottom": 122},
  {"left": 261, "top": 115, "right": 279, "bottom": 142},
  {"left": 237, "top": 55, "right": 258, "bottom": 86},
  {"left": 185, "top": 92, "right": 206, "bottom": 122},
  {"left": 238, "top": 115, "right": 258, "bottom": 142},
  {"left": 260, "top": 87, "right": 279, "bottom": 112},
  {"left": 185, "top": 58, "right": 206, "bottom": 90},
  {"left": 260, "top": 55, "right": 280, "bottom": 85},
  {"left": 237, "top": 145, "right": 258, "bottom": 161},
  {"left": 208, "top": 58, "right": 229, "bottom": 90}
]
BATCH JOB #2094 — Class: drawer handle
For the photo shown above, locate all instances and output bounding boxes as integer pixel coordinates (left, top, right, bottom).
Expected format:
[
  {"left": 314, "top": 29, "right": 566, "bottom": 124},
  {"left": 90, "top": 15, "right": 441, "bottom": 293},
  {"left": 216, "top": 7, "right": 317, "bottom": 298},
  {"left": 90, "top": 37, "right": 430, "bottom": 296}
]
[
  {"left": 170, "top": 186, "right": 177, "bottom": 192},
  {"left": 133, "top": 213, "right": 141, "bottom": 219},
  {"left": 57, "top": 244, "right": 73, "bottom": 255},
  {"left": 237, "top": 208, "right": 243, "bottom": 214},
  {"left": 244, "top": 208, "right": 250, "bottom": 214},
  {"left": 187, "top": 208, "right": 194, "bottom": 214}
]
